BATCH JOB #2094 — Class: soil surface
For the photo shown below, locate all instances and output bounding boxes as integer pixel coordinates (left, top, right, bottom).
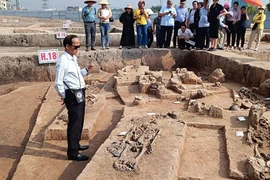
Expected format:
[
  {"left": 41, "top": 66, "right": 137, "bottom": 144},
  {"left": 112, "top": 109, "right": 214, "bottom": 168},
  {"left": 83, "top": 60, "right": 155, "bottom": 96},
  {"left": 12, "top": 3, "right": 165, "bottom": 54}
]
[{"left": 0, "top": 82, "right": 50, "bottom": 180}]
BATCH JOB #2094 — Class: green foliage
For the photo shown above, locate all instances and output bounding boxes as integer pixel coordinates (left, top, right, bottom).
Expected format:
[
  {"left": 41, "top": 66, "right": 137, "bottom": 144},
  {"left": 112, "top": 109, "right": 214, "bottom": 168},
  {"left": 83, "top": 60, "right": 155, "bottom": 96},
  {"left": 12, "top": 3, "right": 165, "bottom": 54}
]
[
  {"left": 266, "top": 3, "right": 270, "bottom": 12},
  {"left": 150, "top": 5, "right": 162, "bottom": 13},
  {"left": 247, "top": 4, "right": 258, "bottom": 14}
]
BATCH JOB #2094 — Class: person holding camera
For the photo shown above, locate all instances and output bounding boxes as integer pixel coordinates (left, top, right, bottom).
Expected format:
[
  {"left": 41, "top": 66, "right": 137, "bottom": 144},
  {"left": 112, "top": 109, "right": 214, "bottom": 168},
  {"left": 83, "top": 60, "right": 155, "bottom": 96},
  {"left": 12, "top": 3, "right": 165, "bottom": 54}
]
[
  {"left": 158, "top": 0, "right": 176, "bottom": 48},
  {"left": 55, "top": 35, "right": 94, "bottom": 161},
  {"left": 236, "top": 6, "right": 248, "bottom": 50},
  {"left": 247, "top": 6, "right": 266, "bottom": 51},
  {"left": 197, "top": 0, "right": 210, "bottom": 50},
  {"left": 134, "top": 0, "right": 149, "bottom": 49},
  {"left": 97, "top": 0, "right": 112, "bottom": 50},
  {"left": 217, "top": 7, "right": 231, "bottom": 50},
  {"left": 226, "top": 1, "right": 241, "bottom": 49}
]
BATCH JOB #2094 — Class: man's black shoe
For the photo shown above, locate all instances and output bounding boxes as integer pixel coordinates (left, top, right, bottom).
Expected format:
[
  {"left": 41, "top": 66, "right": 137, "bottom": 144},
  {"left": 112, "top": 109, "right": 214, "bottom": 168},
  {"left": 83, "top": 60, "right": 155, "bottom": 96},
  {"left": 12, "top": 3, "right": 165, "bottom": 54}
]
[
  {"left": 68, "top": 154, "right": 89, "bottom": 161},
  {"left": 79, "top": 145, "right": 89, "bottom": 151},
  {"left": 91, "top": 47, "right": 96, "bottom": 51}
]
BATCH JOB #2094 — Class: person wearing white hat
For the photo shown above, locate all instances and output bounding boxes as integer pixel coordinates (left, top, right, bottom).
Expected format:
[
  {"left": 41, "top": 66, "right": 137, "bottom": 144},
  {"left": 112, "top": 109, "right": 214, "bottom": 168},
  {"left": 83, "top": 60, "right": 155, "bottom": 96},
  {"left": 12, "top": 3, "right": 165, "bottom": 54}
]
[
  {"left": 82, "top": 0, "right": 98, "bottom": 51},
  {"left": 97, "top": 0, "right": 112, "bottom": 50},
  {"left": 247, "top": 6, "right": 266, "bottom": 51},
  {"left": 119, "top": 4, "right": 135, "bottom": 49}
]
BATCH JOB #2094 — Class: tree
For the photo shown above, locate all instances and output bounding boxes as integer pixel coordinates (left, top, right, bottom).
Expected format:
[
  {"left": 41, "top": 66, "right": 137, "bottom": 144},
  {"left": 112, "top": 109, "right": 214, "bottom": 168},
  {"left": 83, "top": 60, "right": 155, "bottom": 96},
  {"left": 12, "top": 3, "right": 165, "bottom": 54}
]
[
  {"left": 266, "top": 3, "right": 270, "bottom": 12},
  {"left": 247, "top": 4, "right": 258, "bottom": 14},
  {"left": 150, "top": 5, "right": 162, "bottom": 13}
]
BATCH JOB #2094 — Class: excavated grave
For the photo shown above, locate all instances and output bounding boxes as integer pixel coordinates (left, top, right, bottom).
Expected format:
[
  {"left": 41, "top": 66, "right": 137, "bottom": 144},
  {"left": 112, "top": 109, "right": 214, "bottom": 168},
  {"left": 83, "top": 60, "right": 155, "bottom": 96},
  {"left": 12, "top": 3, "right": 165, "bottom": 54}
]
[
  {"left": 6, "top": 48, "right": 270, "bottom": 180},
  {"left": 77, "top": 106, "right": 187, "bottom": 180}
]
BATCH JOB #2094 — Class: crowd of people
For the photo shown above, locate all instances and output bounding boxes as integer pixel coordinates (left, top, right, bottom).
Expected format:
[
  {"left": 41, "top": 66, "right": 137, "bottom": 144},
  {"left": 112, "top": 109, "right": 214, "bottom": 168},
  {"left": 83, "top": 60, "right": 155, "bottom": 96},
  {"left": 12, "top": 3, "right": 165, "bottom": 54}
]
[{"left": 82, "top": 0, "right": 267, "bottom": 51}]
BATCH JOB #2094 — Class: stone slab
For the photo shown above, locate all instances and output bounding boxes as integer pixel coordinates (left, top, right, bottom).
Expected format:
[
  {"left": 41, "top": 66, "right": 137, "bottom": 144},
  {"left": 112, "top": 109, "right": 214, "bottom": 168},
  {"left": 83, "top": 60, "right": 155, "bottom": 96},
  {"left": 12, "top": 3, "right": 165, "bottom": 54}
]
[
  {"left": 45, "top": 94, "right": 107, "bottom": 140},
  {"left": 115, "top": 66, "right": 150, "bottom": 86},
  {"left": 99, "top": 74, "right": 118, "bottom": 99},
  {"left": 77, "top": 106, "right": 187, "bottom": 180}
]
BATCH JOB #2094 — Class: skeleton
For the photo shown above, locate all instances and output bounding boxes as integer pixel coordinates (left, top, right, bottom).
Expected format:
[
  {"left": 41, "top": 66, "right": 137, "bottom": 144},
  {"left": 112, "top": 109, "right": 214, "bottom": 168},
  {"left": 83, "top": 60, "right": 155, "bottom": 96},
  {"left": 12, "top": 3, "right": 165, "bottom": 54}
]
[
  {"left": 246, "top": 105, "right": 270, "bottom": 179},
  {"left": 108, "top": 117, "right": 162, "bottom": 171}
]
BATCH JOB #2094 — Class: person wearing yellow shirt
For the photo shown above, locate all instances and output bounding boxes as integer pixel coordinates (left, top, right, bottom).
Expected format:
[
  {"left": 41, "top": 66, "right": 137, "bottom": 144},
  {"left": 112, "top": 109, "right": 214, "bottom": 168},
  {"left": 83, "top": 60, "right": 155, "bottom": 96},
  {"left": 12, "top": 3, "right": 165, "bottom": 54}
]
[
  {"left": 133, "top": 0, "right": 149, "bottom": 48},
  {"left": 247, "top": 6, "right": 266, "bottom": 51}
]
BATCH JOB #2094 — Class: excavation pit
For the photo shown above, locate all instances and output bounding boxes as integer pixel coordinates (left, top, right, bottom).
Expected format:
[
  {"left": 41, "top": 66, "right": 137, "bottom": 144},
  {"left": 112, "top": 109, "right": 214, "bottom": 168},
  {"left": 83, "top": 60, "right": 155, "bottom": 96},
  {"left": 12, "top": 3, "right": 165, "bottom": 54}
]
[{"left": 1, "top": 45, "right": 270, "bottom": 179}]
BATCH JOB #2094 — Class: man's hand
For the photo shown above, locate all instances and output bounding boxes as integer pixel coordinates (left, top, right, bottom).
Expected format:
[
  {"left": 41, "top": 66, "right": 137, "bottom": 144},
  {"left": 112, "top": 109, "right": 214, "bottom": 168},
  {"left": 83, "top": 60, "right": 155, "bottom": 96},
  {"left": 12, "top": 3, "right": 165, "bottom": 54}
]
[
  {"left": 232, "top": 20, "right": 237, "bottom": 25},
  {"left": 225, "top": 25, "right": 228, "bottom": 29}
]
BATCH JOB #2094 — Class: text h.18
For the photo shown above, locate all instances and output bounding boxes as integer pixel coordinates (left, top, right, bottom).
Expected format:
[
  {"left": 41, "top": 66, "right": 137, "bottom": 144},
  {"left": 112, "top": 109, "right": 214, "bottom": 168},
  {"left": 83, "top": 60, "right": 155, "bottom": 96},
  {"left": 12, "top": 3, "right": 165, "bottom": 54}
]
[{"left": 38, "top": 49, "right": 59, "bottom": 64}]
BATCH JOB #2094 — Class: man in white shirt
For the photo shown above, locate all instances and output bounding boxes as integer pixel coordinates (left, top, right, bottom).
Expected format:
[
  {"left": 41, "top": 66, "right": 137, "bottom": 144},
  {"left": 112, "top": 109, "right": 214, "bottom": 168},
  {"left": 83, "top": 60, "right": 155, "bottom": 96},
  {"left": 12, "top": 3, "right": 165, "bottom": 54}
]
[
  {"left": 55, "top": 35, "right": 94, "bottom": 161},
  {"left": 158, "top": 0, "right": 176, "bottom": 48},
  {"left": 178, "top": 24, "right": 194, "bottom": 50}
]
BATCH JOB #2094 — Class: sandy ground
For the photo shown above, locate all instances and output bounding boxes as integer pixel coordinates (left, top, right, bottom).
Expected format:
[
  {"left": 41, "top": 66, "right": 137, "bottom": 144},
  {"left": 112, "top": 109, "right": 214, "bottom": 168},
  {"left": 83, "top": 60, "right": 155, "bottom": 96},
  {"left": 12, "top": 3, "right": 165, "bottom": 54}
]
[{"left": 0, "top": 82, "right": 51, "bottom": 180}]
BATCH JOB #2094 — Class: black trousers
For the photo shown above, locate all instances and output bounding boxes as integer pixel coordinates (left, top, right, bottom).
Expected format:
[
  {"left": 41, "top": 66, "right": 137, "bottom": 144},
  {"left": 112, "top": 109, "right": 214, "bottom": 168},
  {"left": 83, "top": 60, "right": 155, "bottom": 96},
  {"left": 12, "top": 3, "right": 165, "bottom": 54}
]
[
  {"left": 236, "top": 27, "right": 246, "bottom": 48},
  {"left": 178, "top": 39, "right": 191, "bottom": 49},
  {"left": 198, "top": 27, "right": 210, "bottom": 49},
  {"left": 227, "top": 21, "right": 237, "bottom": 47},
  {"left": 189, "top": 23, "right": 196, "bottom": 47},
  {"left": 173, "top": 21, "right": 185, "bottom": 47},
  {"left": 148, "top": 31, "right": 153, "bottom": 48},
  {"left": 65, "top": 89, "right": 86, "bottom": 156},
  {"left": 159, "top": 26, "right": 173, "bottom": 48}
]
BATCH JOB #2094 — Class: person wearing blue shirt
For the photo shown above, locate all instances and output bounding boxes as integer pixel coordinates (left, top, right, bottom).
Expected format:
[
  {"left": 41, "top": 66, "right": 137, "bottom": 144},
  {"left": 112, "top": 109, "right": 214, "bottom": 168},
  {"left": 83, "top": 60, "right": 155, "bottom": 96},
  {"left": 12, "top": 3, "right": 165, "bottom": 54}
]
[
  {"left": 173, "top": 0, "right": 189, "bottom": 48},
  {"left": 236, "top": 6, "right": 249, "bottom": 50},
  {"left": 197, "top": 0, "right": 210, "bottom": 50},
  {"left": 82, "top": 0, "right": 97, "bottom": 51}
]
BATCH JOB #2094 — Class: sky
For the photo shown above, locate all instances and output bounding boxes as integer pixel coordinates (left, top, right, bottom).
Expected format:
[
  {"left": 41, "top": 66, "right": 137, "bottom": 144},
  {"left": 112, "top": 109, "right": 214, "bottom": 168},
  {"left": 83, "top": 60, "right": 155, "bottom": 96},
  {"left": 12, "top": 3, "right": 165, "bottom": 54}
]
[{"left": 11, "top": 0, "right": 270, "bottom": 10}]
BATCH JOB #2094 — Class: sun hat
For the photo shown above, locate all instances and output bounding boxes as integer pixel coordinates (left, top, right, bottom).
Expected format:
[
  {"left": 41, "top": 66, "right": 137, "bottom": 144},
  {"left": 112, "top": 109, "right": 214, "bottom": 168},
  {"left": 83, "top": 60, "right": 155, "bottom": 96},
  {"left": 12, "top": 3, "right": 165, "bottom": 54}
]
[
  {"left": 258, "top": 6, "right": 265, "bottom": 10},
  {"left": 84, "top": 0, "right": 97, "bottom": 3},
  {"left": 124, "top": 4, "right": 133, "bottom": 10},
  {"left": 228, "top": 11, "right": 234, "bottom": 16},
  {"left": 99, "top": 0, "right": 110, "bottom": 5},
  {"left": 147, "top": 8, "right": 154, "bottom": 15}
]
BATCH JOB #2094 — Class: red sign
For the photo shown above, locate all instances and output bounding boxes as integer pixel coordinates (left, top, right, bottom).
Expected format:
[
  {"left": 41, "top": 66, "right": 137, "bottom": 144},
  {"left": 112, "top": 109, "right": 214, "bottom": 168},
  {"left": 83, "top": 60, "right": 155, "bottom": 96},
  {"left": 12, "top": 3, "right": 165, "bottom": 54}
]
[{"left": 38, "top": 49, "right": 59, "bottom": 64}]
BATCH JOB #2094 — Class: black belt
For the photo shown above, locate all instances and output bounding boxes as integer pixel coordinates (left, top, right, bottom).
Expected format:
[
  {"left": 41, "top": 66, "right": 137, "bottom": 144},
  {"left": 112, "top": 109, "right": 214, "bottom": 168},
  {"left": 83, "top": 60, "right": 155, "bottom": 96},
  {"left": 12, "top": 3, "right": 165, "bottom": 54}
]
[
  {"left": 84, "top": 21, "right": 95, "bottom": 23},
  {"left": 65, "top": 88, "right": 86, "bottom": 92}
]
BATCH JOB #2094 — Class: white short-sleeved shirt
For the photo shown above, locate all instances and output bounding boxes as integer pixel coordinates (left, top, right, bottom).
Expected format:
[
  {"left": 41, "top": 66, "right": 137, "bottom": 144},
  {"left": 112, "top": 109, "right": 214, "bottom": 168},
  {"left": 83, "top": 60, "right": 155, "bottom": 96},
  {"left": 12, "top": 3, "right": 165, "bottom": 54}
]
[
  {"left": 178, "top": 28, "right": 193, "bottom": 37},
  {"left": 160, "top": 6, "right": 177, "bottom": 26}
]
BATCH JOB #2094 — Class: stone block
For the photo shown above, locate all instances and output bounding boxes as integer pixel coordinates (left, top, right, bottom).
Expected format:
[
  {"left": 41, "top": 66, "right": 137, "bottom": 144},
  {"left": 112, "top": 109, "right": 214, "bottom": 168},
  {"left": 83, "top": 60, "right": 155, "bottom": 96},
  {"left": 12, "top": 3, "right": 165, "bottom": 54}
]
[
  {"left": 45, "top": 94, "right": 107, "bottom": 140},
  {"left": 209, "top": 105, "right": 223, "bottom": 118},
  {"left": 208, "top": 68, "right": 225, "bottom": 83},
  {"left": 258, "top": 79, "right": 270, "bottom": 97}
]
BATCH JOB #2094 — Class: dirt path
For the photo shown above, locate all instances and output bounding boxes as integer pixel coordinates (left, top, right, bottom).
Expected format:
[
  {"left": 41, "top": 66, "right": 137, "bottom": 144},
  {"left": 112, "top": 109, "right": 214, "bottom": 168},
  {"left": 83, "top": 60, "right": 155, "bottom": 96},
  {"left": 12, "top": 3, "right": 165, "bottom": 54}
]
[
  {"left": 0, "top": 82, "right": 50, "bottom": 180},
  {"left": 179, "top": 126, "right": 230, "bottom": 180}
]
